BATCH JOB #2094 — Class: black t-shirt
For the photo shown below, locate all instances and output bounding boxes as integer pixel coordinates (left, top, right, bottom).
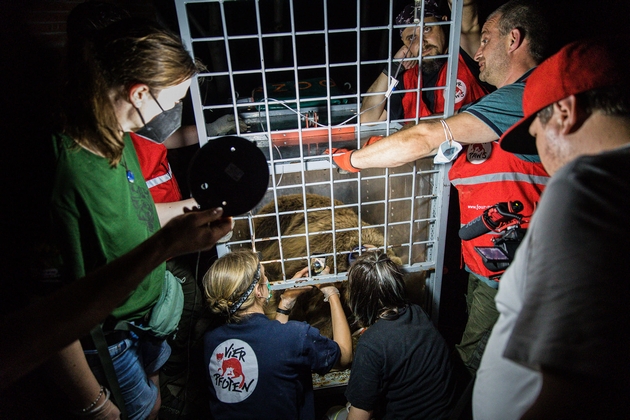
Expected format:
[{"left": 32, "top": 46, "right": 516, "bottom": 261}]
[{"left": 345, "top": 304, "right": 455, "bottom": 419}]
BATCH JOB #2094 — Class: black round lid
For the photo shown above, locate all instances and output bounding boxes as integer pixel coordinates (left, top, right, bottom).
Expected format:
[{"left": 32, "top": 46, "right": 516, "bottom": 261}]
[{"left": 188, "top": 136, "right": 269, "bottom": 216}]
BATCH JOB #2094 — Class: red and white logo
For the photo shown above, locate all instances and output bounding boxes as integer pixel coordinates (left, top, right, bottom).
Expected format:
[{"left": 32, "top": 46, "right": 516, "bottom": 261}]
[
  {"left": 467, "top": 143, "right": 492, "bottom": 164},
  {"left": 454, "top": 79, "right": 467, "bottom": 103},
  {"left": 209, "top": 339, "right": 258, "bottom": 403}
]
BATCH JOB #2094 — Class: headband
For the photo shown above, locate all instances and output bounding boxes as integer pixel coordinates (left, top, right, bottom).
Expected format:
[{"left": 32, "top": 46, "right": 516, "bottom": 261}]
[{"left": 228, "top": 263, "right": 261, "bottom": 315}]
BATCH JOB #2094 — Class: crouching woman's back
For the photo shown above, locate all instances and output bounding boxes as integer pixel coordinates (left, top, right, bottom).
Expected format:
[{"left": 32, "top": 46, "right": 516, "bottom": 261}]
[{"left": 203, "top": 250, "right": 352, "bottom": 420}]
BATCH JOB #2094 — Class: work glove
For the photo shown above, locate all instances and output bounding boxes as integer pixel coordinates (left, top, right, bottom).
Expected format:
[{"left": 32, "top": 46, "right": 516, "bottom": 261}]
[
  {"left": 206, "top": 114, "right": 249, "bottom": 136},
  {"left": 324, "top": 137, "right": 383, "bottom": 173},
  {"left": 324, "top": 148, "right": 360, "bottom": 173}
]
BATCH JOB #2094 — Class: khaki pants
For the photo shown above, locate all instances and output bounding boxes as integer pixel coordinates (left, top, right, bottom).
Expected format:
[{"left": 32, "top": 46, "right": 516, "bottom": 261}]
[{"left": 455, "top": 273, "right": 499, "bottom": 374}]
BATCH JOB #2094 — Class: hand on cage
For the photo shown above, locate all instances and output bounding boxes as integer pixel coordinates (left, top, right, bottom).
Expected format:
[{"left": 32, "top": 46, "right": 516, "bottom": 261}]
[
  {"left": 317, "top": 283, "right": 340, "bottom": 303},
  {"left": 277, "top": 266, "right": 323, "bottom": 311},
  {"left": 324, "top": 148, "right": 360, "bottom": 174},
  {"left": 205, "top": 114, "right": 249, "bottom": 136}
]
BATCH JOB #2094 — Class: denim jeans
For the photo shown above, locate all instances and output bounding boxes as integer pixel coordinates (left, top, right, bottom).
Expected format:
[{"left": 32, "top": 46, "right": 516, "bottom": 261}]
[{"left": 85, "top": 335, "right": 171, "bottom": 420}]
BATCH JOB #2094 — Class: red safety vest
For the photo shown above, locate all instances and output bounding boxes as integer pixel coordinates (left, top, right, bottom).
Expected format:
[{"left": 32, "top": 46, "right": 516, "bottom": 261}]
[
  {"left": 402, "top": 53, "right": 488, "bottom": 119},
  {"left": 449, "top": 142, "right": 549, "bottom": 280},
  {"left": 130, "top": 132, "right": 182, "bottom": 204}
]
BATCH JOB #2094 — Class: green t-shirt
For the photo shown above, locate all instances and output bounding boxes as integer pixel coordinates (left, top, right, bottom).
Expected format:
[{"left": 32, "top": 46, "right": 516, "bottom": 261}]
[{"left": 51, "top": 132, "right": 164, "bottom": 320}]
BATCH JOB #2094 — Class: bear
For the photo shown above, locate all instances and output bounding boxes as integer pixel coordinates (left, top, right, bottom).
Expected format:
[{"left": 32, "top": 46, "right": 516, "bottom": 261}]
[{"left": 233, "top": 193, "right": 407, "bottom": 338}]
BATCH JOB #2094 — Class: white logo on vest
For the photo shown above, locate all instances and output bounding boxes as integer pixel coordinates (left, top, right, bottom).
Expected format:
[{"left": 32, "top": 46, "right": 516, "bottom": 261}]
[
  {"left": 209, "top": 339, "right": 258, "bottom": 403},
  {"left": 454, "top": 79, "right": 467, "bottom": 103},
  {"left": 467, "top": 143, "right": 492, "bottom": 164}
]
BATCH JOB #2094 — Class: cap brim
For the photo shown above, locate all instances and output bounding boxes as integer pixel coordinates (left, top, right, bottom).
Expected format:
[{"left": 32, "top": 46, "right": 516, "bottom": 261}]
[{"left": 500, "top": 114, "right": 538, "bottom": 155}]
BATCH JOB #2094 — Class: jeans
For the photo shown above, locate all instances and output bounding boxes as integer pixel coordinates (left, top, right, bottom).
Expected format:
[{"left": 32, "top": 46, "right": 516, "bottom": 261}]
[{"left": 85, "top": 335, "right": 171, "bottom": 420}]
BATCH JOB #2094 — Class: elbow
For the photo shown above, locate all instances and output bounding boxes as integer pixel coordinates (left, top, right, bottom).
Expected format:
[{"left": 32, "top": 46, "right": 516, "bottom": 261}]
[{"left": 337, "top": 345, "right": 353, "bottom": 368}]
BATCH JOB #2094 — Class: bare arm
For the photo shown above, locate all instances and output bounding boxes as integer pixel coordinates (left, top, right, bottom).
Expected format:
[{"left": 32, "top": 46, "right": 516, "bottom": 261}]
[
  {"left": 349, "top": 112, "right": 496, "bottom": 169},
  {"left": 348, "top": 406, "right": 373, "bottom": 420},
  {"left": 449, "top": 0, "right": 481, "bottom": 58},
  {"left": 155, "top": 197, "right": 199, "bottom": 226},
  {"left": 46, "top": 342, "right": 121, "bottom": 417},
  {"left": 360, "top": 45, "right": 412, "bottom": 123},
  {"left": 325, "top": 289, "right": 352, "bottom": 368},
  {"left": 163, "top": 124, "right": 199, "bottom": 149},
  {"left": 359, "top": 72, "right": 390, "bottom": 123},
  {"left": 274, "top": 267, "right": 313, "bottom": 324},
  {"left": 0, "top": 207, "right": 231, "bottom": 390}
]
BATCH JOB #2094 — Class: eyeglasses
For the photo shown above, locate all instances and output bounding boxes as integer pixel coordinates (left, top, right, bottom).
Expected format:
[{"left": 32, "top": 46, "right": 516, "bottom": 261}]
[{"left": 434, "top": 119, "right": 462, "bottom": 164}]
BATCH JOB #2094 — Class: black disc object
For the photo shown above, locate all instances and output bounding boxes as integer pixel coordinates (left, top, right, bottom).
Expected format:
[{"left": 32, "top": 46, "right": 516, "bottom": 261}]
[{"left": 188, "top": 136, "right": 269, "bottom": 216}]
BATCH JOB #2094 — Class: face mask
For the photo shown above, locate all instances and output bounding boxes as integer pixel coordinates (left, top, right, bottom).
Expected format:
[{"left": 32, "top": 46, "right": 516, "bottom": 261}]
[
  {"left": 434, "top": 119, "right": 462, "bottom": 164},
  {"left": 135, "top": 93, "right": 183, "bottom": 144}
]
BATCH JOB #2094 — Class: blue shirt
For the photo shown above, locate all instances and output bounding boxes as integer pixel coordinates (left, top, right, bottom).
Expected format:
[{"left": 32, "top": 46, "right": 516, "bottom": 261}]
[{"left": 204, "top": 313, "right": 340, "bottom": 420}]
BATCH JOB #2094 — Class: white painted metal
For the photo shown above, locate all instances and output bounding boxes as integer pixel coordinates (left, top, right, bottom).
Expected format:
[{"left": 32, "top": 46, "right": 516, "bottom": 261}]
[{"left": 174, "top": 0, "right": 463, "bottom": 322}]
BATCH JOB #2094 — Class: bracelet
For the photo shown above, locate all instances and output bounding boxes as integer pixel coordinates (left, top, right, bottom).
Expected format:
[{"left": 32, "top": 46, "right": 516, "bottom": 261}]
[
  {"left": 76, "top": 386, "right": 104, "bottom": 414},
  {"left": 276, "top": 307, "right": 291, "bottom": 315},
  {"left": 87, "top": 388, "right": 111, "bottom": 416}
]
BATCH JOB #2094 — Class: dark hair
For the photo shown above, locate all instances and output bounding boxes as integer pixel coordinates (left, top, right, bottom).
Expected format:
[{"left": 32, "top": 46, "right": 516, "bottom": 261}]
[
  {"left": 538, "top": 86, "right": 630, "bottom": 125},
  {"left": 490, "top": 0, "right": 550, "bottom": 64},
  {"left": 347, "top": 251, "right": 407, "bottom": 327},
  {"left": 577, "top": 87, "right": 630, "bottom": 117},
  {"left": 63, "top": 18, "right": 201, "bottom": 165}
]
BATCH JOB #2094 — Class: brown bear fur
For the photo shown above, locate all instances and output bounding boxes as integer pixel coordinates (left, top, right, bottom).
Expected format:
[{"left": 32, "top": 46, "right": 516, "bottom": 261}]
[{"left": 239, "top": 193, "right": 403, "bottom": 338}]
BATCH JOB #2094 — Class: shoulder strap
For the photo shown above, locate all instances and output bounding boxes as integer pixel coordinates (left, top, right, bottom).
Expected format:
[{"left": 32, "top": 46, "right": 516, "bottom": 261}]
[{"left": 90, "top": 325, "right": 128, "bottom": 420}]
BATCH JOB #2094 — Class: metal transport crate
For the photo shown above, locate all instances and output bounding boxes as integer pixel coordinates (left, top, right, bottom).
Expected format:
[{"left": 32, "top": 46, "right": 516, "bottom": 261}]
[{"left": 175, "top": 0, "right": 466, "bottom": 322}]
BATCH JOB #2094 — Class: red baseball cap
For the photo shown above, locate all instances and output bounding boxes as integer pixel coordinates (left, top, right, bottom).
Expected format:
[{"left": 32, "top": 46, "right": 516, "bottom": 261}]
[{"left": 500, "top": 36, "right": 630, "bottom": 155}]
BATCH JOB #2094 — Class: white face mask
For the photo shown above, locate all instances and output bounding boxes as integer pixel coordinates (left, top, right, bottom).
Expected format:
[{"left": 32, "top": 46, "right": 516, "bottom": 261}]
[
  {"left": 434, "top": 139, "right": 463, "bottom": 164},
  {"left": 433, "top": 119, "right": 462, "bottom": 164}
]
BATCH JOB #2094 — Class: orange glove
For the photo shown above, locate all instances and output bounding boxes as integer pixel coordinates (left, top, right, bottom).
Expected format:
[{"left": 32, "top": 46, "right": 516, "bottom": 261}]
[
  {"left": 324, "top": 148, "right": 360, "bottom": 173},
  {"left": 364, "top": 135, "right": 384, "bottom": 147}
]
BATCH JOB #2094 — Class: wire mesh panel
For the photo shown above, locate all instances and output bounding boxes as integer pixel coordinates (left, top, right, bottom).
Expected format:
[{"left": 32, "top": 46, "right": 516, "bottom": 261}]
[{"left": 175, "top": 0, "right": 463, "bottom": 320}]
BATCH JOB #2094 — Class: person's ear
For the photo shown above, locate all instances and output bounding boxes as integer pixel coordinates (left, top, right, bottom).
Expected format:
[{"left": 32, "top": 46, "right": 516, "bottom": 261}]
[
  {"left": 556, "top": 95, "right": 586, "bottom": 135},
  {"left": 255, "top": 283, "right": 265, "bottom": 299},
  {"left": 507, "top": 28, "right": 524, "bottom": 53},
  {"left": 128, "top": 84, "right": 150, "bottom": 108}
]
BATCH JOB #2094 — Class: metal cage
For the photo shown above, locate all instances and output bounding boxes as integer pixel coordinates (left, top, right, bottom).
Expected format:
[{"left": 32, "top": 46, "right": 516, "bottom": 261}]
[{"left": 175, "top": 0, "right": 464, "bottom": 321}]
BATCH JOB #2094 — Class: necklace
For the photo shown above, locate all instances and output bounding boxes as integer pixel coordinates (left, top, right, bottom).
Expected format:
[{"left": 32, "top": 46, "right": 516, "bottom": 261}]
[{"left": 121, "top": 154, "right": 135, "bottom": 183}]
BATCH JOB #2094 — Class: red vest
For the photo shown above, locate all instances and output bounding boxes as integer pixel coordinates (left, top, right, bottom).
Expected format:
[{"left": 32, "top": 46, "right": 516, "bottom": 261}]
[
  {"left": 449, "top": 142, "right": 549, "bottom": 280},
  {"left": 130, "top": 132, "right": 182, "bottom": 204},
  {"left": 402, "top": 53, "right": 488, "bottom": 119}
]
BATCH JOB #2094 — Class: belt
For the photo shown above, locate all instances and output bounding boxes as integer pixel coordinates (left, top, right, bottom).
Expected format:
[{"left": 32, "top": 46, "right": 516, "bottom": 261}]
[{"left": 81, "top": 330, "right": 130, "bottom": 350}]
